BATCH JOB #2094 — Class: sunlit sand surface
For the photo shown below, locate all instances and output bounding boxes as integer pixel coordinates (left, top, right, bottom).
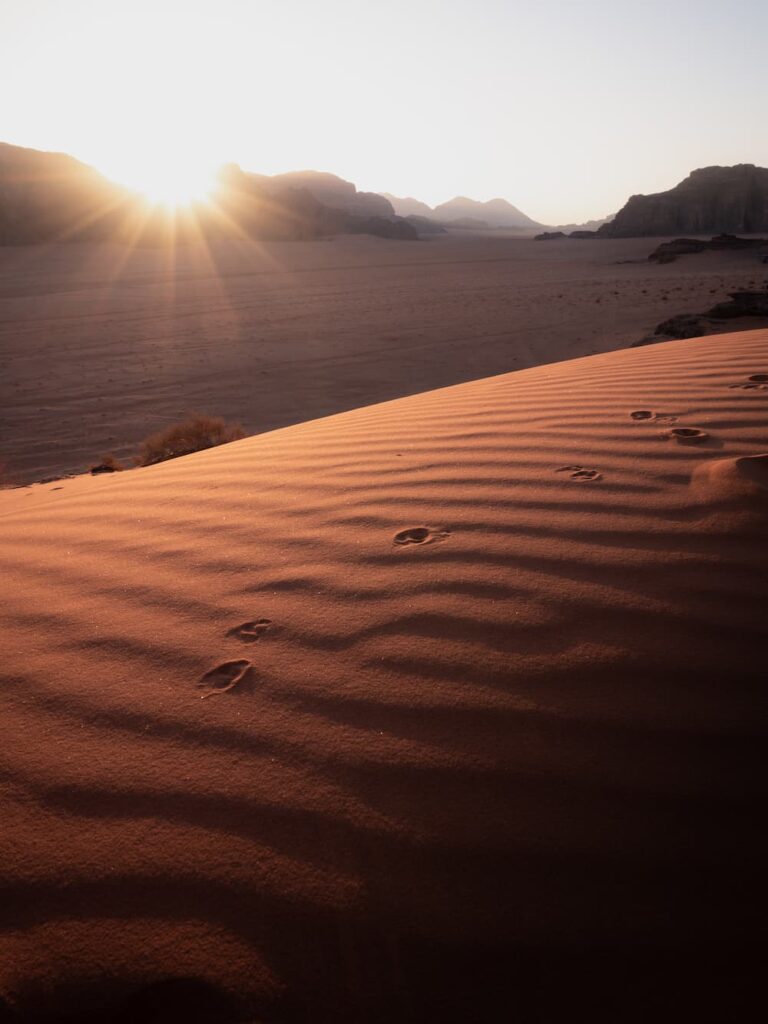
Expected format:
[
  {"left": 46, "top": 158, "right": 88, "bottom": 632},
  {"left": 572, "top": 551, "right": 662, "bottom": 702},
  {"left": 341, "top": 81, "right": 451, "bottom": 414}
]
[{"left": 1, "top": 329, "right": 766, "bottom": 1020}]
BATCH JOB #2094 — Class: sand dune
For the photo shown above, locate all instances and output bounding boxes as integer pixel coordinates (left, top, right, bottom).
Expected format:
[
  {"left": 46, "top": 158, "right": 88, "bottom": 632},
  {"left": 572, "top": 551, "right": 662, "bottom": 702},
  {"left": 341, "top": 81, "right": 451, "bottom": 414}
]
[{"left": 1, "top": 329, "right": 767, "bottom": 1021}]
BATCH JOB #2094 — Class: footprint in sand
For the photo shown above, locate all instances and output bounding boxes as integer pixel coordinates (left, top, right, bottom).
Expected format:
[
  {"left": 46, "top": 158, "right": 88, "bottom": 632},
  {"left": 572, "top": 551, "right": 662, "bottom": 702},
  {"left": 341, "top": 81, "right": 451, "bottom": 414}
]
[
  {"left": 393, "top": 526, "right": 450, "bottom": 546},
  {"left": 630, "top": 410, "right": 679, "bottom": 423},
  {"left": 197, "top": 659, "right": 253, "bottom": 699},
  {"left": 227, "top": 618, "right": 272, "bottom": 643},
  {"left": 729, "top": 373, "right": 768, "bottom": 390},
  {"left": 556, "top": 466, "right": 602, "bottom": 481},
  {"left": 667, "top": 427, "right": 709, "bottom": 445}
]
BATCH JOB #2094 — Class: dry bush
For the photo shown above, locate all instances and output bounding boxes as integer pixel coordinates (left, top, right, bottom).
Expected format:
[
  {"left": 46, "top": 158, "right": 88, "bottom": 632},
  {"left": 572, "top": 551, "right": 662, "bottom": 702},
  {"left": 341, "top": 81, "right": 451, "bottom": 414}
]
[
  {"left": 90, "top": 454, "right": 124, "bottom": 474},
  {"left": 136, "top": 415, "right": 245, "bottom": 467}
]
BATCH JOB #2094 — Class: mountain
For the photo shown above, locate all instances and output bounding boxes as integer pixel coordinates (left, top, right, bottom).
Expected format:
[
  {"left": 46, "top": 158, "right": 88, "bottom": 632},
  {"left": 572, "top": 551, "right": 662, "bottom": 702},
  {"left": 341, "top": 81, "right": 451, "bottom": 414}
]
[
  {"left": 378, "top": 192, "right": 543, "bottom": 230},
  {"left": 600, "top": 164, "right": 768, "bottom": 237},
  {"left": 0, "top": 143, "right": 416, "bottom": 245},
  {"left": 270, "top": 171, "right": 395, "bottom": 219},
  {"left": 380, "top": 193, "right": 434, "bottom": 219},
  {"left": 431, "top": 196, "right": 542, "bottom": 229},
  {"left": 0, "top": 141, "right": 136, "bottom": 244}
]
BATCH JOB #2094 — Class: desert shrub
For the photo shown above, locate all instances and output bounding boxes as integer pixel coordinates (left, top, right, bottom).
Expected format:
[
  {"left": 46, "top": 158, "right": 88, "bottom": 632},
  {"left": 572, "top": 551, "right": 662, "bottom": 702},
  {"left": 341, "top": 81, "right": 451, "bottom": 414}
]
[
  {"left": 136, "top": 415, "right": 245, "bottom": 467},
  {"left": 90, "top": 454, "right": 124, "bottom": 474}
]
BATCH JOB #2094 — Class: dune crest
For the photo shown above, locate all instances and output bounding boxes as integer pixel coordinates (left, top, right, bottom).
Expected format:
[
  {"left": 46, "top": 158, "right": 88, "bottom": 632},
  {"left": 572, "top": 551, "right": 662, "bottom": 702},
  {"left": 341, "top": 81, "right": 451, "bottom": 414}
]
[{"left": 1, "top": 329, "right": 767, "bottom": 1021}]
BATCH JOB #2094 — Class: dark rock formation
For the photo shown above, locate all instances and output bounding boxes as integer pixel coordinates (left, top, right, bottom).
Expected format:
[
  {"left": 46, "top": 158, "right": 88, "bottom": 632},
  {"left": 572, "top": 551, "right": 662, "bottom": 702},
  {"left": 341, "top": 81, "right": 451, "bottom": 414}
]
[
  {"left": 632, "top": 289, "right": 768, "bottom": 346},
  {"left": 344, "top": 215, "right": 418, "bottom": 241},
  {"left": 405, "top": 215, "right": 447, "bottom": 235},
  {"left": 708, "top": 232, "right": 767, "bottom": 250},
  {"left": 648, "top": 234, "right": 768, "bottom": 262},
  {"left": 600, "top": 164, "right": 768, "bottom": 238},
  {"left": 648, "top": 238, "right": 709, "bottom": 262},
  {"left": 706, "top": 291, "right": 768, "bottom": 318},
  {"left": 536, "top": 229, "right": 602, "bottom": 240}
]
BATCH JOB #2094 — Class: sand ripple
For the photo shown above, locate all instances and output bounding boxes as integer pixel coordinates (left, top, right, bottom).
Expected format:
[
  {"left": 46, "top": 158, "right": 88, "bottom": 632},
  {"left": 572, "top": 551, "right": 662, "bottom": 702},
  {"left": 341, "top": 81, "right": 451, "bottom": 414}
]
[{"left": 1, "top": 330, "right": 767, "bottom": 1021}]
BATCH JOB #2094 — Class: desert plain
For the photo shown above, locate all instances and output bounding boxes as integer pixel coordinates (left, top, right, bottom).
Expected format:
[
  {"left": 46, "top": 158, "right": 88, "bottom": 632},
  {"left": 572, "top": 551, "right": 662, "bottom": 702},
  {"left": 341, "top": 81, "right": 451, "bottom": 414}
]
[{"left": 2, "top": 232, "right": 767, "bottom": 485}]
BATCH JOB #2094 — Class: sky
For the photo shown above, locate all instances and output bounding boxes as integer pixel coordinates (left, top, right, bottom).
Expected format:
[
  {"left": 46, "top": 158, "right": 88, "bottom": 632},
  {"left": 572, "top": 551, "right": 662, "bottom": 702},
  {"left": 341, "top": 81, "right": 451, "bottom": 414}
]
[{"left": 1, "top": 0, "right": 767, "bottom": 224}]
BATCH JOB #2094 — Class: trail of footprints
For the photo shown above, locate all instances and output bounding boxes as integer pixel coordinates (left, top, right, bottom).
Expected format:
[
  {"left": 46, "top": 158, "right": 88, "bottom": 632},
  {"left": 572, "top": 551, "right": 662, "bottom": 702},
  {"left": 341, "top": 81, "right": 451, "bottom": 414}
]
[
  {"left": 629, "top": 409, "right": 710, "bottom": 444},
  {"left": 198, "top": 619, "right": 273, "bottom": 698},
  {"left": 197, "top": 526, "right": 452, "bottom": 696},
  {"left": 199, "top": 370, "right": 768, "bottom": 696}
]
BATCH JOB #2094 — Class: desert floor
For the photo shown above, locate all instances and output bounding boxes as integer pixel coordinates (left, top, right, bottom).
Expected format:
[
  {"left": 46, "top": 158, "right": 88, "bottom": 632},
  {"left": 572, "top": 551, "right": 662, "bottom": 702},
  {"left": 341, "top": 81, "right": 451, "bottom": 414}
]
[
  {"left": 1, "top": 327, "right": 766, "bottom": 1021},
  {"left": 2, "top": 232, "right": 767, "bottom": 483}
]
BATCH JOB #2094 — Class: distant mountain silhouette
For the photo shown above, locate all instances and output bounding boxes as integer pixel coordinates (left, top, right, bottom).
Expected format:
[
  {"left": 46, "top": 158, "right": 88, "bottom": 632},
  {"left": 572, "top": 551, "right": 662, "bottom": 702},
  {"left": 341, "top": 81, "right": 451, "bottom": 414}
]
[
  {"left": 382, "top": 190, "right": 614, "bottom": 235},
  {"left": 0, "top": 143, "right": 416, "bottom": 245},
  {"left": 380, "top": 193, "right": 434, "bottom": 219},
  {"left": 600, "top": 165, "right": 768, "bottom": 237},
  {"left": 432, "top": 196, "right": 542, "bottom": 229},
  {"left": 379, "top": 193, "right": 543, "bottom": 230},
  {"left": 270, "top": 171, "right": 395, "bottom": 219}
]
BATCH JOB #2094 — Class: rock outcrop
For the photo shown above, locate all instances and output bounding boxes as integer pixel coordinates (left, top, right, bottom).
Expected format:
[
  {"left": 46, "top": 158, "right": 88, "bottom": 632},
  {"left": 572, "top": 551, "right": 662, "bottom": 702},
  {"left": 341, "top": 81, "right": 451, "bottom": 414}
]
[
  {"left": 707, "top": 291, "right": 768, "bottom": 318},
  {"left": 535, "top": 229, "right": 599, "bottom": 241},
  {"left": 632, "top": 289, "right": 768, "bottom": 346},
  {"left": 404, "top": 215, "right": 447, "bottom": 235},
  {"left": 648, "top": 234, "right": 768, "bottom": 263},
  {"left": 601, "top": 165, "right": 768, "bottom": 237}
]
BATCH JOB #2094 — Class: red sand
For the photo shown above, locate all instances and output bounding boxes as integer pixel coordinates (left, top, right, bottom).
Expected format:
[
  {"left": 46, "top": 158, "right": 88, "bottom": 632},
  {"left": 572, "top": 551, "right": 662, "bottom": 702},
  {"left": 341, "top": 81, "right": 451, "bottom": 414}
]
[{"left": 1, "top": 329, "right": 767, "bottom": 1021}]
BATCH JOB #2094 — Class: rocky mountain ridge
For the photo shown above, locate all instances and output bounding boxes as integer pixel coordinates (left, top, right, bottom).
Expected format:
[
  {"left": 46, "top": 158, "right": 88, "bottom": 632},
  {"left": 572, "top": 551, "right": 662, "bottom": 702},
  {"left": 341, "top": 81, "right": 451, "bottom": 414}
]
[
  {"left": 0, "top": 143, "right": 416, "bottom": 245},
  {"left": 600, "top": 164, "right": 768, "bottom": 237}
]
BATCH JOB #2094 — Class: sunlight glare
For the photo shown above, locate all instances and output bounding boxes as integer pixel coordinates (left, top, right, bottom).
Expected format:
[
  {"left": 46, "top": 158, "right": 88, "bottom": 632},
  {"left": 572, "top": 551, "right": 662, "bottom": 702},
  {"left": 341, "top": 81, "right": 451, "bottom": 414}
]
[{"left": 118, "top": 158, "right": 220, "bottom": 208}]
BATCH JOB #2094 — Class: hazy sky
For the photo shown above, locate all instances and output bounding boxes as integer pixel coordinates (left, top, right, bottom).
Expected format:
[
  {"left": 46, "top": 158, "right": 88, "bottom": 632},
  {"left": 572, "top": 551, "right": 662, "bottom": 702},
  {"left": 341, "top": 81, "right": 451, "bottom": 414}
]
[{"left": 2, "top": 0, "right": 767, "bottom": 222}]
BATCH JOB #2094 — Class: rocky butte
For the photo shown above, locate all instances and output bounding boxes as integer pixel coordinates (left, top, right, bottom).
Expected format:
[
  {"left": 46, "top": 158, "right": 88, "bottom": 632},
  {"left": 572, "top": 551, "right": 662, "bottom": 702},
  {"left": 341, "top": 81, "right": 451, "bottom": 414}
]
[{"left": 599, "top": 164, "right": 768, "bottom": 237}]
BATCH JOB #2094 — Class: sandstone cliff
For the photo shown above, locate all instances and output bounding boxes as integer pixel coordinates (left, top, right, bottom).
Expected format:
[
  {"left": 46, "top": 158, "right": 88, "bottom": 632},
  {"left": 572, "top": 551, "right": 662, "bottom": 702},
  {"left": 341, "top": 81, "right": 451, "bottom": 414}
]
[{"left": 600, "top": 165, "right": 768, "bottom": 237}]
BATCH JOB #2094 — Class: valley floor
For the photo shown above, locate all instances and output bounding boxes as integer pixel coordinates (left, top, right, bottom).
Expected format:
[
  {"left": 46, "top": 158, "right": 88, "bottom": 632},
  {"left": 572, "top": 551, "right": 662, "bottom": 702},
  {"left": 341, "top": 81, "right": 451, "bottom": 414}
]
[{"left": 2, "top": 232, "right": 766, "bottom": 482}]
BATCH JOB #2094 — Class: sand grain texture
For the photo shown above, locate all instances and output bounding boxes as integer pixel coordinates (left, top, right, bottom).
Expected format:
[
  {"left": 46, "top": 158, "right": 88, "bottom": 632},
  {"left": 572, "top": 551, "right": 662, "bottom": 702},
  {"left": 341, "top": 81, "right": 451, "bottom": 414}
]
[{"left": 1, "top": 330, "right": 767, "bottom": 1021}]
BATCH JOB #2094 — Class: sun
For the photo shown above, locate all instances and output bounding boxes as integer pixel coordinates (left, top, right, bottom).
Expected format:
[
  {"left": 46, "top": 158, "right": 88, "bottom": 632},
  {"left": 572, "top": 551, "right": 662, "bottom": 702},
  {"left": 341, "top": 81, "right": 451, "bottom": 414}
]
[{"left": 115, "top": 157, "right": 220, "bottom": 208}]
